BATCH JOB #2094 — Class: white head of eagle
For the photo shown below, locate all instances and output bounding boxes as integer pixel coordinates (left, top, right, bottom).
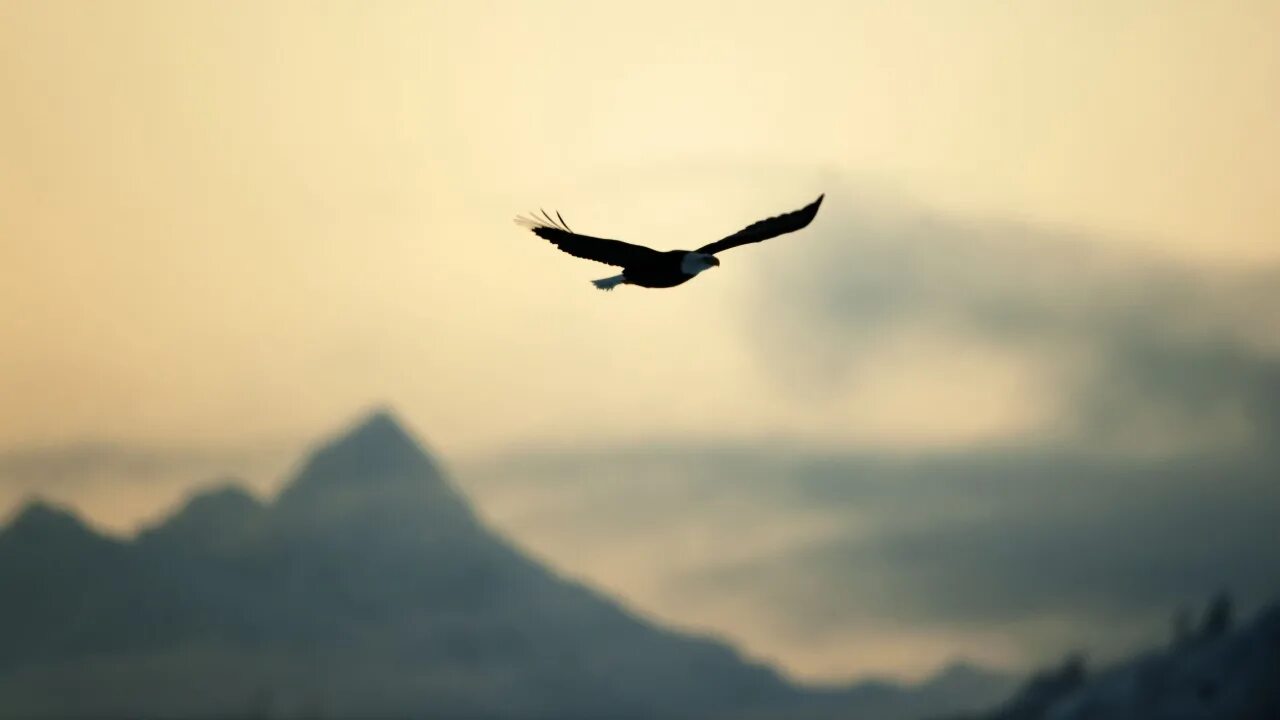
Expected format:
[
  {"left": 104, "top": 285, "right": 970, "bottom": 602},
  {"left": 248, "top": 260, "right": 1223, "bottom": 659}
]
[
  {"left": 681, "top": 252, "right": 721, "bottom": 276},
  {"left": 515, "top": 194, "right": 823, "bottom": 291}
]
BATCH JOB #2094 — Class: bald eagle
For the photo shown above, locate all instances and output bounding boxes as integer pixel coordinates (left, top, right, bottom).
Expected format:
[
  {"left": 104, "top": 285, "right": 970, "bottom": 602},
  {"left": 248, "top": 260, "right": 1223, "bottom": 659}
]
[{"left": 516, "top": 195, "right": 824, "bottom": 290}]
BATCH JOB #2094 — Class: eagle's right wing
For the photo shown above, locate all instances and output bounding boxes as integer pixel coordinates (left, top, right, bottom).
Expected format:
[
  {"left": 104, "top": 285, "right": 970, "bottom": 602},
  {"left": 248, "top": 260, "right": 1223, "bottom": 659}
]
[
  {"left": 517, "top": 210, "right": 660, "bottom": 268},
  {"left": 696, "top": 195, "right": 824, "bottom": 256}
]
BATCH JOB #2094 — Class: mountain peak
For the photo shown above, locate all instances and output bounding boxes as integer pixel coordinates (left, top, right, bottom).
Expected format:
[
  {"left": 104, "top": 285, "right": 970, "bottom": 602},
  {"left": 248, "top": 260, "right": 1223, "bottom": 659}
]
[
  {"left": 184, "top": 481, "right": 260, "bottom": 509},
  {"left": 140, "top": 481, "right": 263, "bottom": 546},
  {"left": 0, "top": 498, "right": 103, "bottom": 547},
  {"left": 342, "top": 407, "right": 415, "bottom": 449},
  {"left": 274, "top": 409, "right": 454, "bottom": 510},
  {"left": 5, "top": 498, "right": 84, "bottom": 532}
]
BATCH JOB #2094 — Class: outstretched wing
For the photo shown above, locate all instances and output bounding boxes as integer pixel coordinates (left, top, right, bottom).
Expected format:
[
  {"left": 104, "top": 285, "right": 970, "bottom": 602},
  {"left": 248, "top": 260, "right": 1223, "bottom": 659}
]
[
  {"left": 696, "top": 194, "right": 824, "bottom": 256},
  {"left": 516, "top": 210, "right": 660, "bottom": 268}
]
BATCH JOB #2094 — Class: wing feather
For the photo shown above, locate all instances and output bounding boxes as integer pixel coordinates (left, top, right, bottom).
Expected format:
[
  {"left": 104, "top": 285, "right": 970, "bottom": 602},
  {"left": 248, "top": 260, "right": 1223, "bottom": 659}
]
[
  {"left": 696, "top": 195, "right": 824, "bottom": 255},
  {"left": 516, "top": 213, "right": 660, "bottom": 268}
]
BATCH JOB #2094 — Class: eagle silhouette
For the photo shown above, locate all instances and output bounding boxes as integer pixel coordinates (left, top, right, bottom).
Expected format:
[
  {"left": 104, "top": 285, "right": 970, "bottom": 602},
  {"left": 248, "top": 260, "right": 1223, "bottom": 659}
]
[{"left": 516, "top": 195, "right": 824, "bottom": 290}]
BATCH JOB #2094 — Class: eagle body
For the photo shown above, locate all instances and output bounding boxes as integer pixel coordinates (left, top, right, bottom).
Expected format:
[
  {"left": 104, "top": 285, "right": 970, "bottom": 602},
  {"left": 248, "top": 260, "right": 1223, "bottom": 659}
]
[
  {"left": 607, "top": 250, "right": 717, "bottom": 289},
  {"left": 517, "top": 195, "right": 823, "bottom": 291}
]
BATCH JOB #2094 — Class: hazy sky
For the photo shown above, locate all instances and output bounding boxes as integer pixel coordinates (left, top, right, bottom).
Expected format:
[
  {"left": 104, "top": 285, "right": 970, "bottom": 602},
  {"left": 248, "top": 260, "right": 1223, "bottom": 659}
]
[
  {"left": 2, "top": 0, "right": 1278, "bottom": 683},
  {"left": 3, "top": 0, "right": 1277, "bottom": 452}
]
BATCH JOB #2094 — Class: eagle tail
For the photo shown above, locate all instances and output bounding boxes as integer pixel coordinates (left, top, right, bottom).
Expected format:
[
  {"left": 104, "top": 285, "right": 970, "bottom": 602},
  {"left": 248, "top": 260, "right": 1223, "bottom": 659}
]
[{"left": 591, "top": 275, "right": 626, "bottom": 291}]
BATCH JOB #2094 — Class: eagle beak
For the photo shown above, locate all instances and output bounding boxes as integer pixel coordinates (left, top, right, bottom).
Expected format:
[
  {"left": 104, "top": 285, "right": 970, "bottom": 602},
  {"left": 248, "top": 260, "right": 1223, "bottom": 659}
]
[{"left": 710, "top": 257, "right": 721, "bottom": 267}]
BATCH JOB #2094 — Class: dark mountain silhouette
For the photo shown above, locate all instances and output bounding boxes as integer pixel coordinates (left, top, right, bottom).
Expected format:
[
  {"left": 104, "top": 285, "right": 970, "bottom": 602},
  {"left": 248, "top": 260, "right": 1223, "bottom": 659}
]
[
  {"left": 0, "top": 410, "right": 1011, "bottom": 719},
  {"left": 939, "top": 596, "right": 1280, "bottom": 720},
  {"left": 138, "top": 482, "right": 263, "bottom": 550}
]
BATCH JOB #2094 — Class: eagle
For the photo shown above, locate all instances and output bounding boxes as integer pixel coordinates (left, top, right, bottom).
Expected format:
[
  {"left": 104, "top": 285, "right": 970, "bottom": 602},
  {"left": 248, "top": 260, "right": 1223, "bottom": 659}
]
[{"left": 516, "top": 194, "right": 824, "bottom": 290}]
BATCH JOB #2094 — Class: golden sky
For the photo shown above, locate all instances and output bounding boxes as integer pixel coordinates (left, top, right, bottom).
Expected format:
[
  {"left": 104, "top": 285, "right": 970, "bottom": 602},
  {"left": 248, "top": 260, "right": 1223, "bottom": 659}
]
[
  {"left": 2, "top": 0, "right": 1277, "bottom": 453},
  {"left": 2, "top": 0, "right": 1278, "bottom": 682}
]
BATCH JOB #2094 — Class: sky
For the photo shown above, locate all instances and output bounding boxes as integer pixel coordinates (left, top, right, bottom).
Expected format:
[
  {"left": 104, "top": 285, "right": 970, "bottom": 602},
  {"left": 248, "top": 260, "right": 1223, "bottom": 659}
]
[{"left": 2, "top": 0, "right": 1279, "bottom": 683}]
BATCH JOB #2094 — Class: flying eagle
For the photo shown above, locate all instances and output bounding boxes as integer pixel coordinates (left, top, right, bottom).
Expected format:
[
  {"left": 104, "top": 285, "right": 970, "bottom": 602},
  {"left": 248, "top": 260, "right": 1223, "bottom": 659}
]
[{"left": 516, "top": 194, "right": 824, "bottom": 290}]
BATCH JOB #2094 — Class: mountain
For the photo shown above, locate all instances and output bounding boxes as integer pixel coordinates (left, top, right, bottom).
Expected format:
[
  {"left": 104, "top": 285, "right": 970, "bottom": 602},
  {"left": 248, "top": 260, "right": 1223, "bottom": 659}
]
[
  {"left": 0, "top": 411, "right": 1009, "bottom": 719},
  {"left": 0, "top": 500, "right": 135, "bottom": 674},
  {"left": 766, "top": 660, "right": 1015, "bottom": 720},
  {"left": 940, "top": 597, "right": 1280, "bottom": 720},
  {"left": 137, "top": 482, "right": 263, "bottom": 550}
]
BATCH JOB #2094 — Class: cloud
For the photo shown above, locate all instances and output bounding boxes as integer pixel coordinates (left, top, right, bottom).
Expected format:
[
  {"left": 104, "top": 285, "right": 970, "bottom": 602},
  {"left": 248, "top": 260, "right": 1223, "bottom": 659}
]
[
  {"left": 745, "top": 185, "right": 1280, "bottom": 453},
  {"left": 463, "top": 444, "right": 1280, "bottom": 680},
  {"left": 683, "top": 449, "right": 1280, "bottom": 621}
]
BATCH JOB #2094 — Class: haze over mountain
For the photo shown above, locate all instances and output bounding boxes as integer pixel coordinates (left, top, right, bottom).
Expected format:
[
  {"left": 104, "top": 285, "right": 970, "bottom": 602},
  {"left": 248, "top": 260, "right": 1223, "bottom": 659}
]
[{"left": 0, "top": 411, "right": 1011, "bottom": 719}]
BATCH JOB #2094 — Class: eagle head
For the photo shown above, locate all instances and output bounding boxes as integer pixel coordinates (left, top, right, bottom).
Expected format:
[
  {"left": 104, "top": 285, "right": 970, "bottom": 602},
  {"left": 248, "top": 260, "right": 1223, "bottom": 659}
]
[{"left": 680, "top": 252, "right": 720, "bottom": 276}]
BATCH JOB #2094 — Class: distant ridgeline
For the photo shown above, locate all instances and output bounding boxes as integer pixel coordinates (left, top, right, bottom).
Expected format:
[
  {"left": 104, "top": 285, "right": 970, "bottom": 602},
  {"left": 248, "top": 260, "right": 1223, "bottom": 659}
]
[
  {"left": 936, "top": 592, "right": 1280, "bottom": 720},
  {"left": 0, "top": 411, "right": 1012, "bottom": 720}
]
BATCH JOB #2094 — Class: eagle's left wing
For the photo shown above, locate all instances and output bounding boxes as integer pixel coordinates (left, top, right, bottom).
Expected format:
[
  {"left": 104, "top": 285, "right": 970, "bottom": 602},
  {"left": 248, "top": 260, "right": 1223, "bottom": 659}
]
[
  {"left": 517, "top": 210, "right": 661, "bottom": 268},
  {"left": 696, "top": 194, "right": 824, "bottom": 256}
]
